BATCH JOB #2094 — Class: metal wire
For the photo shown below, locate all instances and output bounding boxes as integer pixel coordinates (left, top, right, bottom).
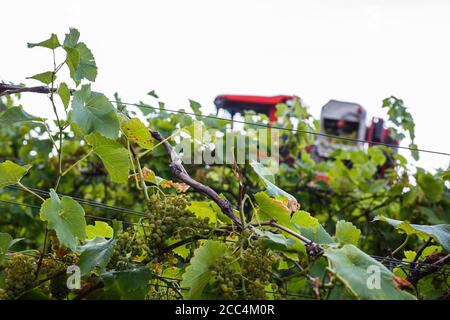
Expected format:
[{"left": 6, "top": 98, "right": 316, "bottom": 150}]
[
  {"left": 0, "top": 198, "right": 143, "bottom": 229},
  {"left": 112, "top": 100, "right": 450, "bottom": 157},
  {"left": 6, "top": 185, "right": 147, "bottom": 218}
]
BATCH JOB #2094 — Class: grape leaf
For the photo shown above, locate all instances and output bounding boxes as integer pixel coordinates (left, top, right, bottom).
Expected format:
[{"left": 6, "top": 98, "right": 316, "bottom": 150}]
[
  {"left": 253, "top": 229, "right": 295, "bottom": 250},
  {"left": 27, "top": 71, "right": 56, "bottom": 85},
  {"left": 39, "top": 189, "right": 86, "bottom": 252},
  {"left": 72, "top": 84, "right": 119, "bottom": 139},
  {"left": 77, "top": 237, "right": 117, "bottom": 276},
  {"left": 27, "top": 33, "right": 60, "bottom": 49},
  {"left": 63, "top": 28, "right": 80, "bottom": 49},
  {"left": 65, "top": 41, "right": 97, "bottom": 82},
  {"left": 442, "top": 170, "right": 450, "bottom": 181},
  {"left": 189, "top": 99, "right": 202, "bottom": 114},
  {"left": 324, "top": 245, "right": 416, "bottom": 300},
  {"left": 368, "top": 147, "right": 386, "bottom": 166},
  {"left": 188, "top": 201, "right": 217, "bottom": 223},
  {"left": 251, "top": 161, "right": 299, "bottom": 211},
  {"left": 0, "top": 233, "right": 13, "bottom": 263},
  {"left": 0, "top": 106, "right": 42, "bottom": 124},
  {"left": 147, "top": 90, "right": 159, "bottom": 98},
  {"left": 72, "top": 43, "right": 97, "bottom": 82},
  {"left": 255, "top": 193, "right": 307, "bottom": 256},
  {"left": 85, "top": 133, "right": 130, "bottom": 183},
  {"left": 86, "top": 221, "right": 113, "bottom": 240},
  {"left": 0, "top": 233, "right": 22, "bottom": 264},
  {"left": 58, "top": 82, "right": 71, "bottom": 109},
  {"left": 335, "top": 220, "right": 361, "bottom": 246},
  {"left": 291, "top": 210, "right": 334, "bottom": 245},
  {"left": 121, "top": 118, "right": 153, "bottom": 149},
  {"left": 101, "top": 268, "right": 151, "bottom": 299},
  {"left": 0, "top": 160, "right": 31, "bottom": 188},
  {"left": 417, "top": 170, "right": 444, "bottom": 203},
  {"left": 181, "top": 240, "right": 228, "bottom": 299},
  {"left": 374, "top": 216, "right": 450, "bottom": 252},
  {"left": 254, "top": 191, "right": 291, "bottom": 227}
]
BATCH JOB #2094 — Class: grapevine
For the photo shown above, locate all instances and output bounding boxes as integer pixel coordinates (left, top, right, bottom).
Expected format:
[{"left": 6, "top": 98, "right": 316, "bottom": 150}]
[{"left": 0, "top": 27, "right": 448, "bottom": 301}]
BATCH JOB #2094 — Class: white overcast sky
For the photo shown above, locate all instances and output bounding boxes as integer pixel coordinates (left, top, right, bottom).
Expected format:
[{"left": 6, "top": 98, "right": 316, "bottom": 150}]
[{"left": 1, "top": 0, "right": 449, "bottom": 171}]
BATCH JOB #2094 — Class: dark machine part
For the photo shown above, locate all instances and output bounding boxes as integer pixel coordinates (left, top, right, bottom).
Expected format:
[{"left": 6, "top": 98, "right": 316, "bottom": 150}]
[{"left": 214, "top": 95, "right": 293, "bottom": 123}]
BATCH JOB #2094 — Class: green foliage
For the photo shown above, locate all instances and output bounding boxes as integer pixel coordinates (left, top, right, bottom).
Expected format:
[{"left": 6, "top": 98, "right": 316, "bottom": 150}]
[
  {"left": 72, "top": 84, "right": 120, "bottom": 138},
  {"left": 101, "top": 267, "right": 152, "bottom": 299},
  {"left": 375, "top": 216, "right": 450, "bottom": 252},
  {"left": 416, "top": 169, "right": 444, "bottom": 203},
  {"left": 27, "top": 71, "right": 56, "bottom": 85},
  {"left": 39, "top": 189, "right": 86, "bottom": 252},
  {"left": 121, "top": 118, "right": 154, "bottom": 149},
  {"left": 324, "top": 245, "right": 416, "bottom": 300},
  {"left": 58, "top": 82, "right": 71, "bottom": 109},
  {"left": 0, "top": 27, "right": 448, "bottom": 301},
  {"left": 85, "top": 133, "right": 129, "bottom": 183},
  {"left": 27, "top": 33, "right": 60, "bottom": 49},
  {"left": 334, "top": 220, "right": 361, "bottom": 246},
  {"left": 181, "top": 240, "right": 228, "bottom": 299},
  {"left": 77, "top": 237, "right": 117, "bottom": 276},
  {"left": 86, "top": 221, "right": 113, "bottom": 240},
  {"left": 0, "top": 106, "right": 42, "bottom": 124},
  {"left": 382, "top": 96, "right": 418, "bottom": 160},
  {"left": 0, "top": 233, "right": 21, "bottom": 264},
  {"left": 250, "top": 161, "right": 299, "bottom": 210},
  {"left": 0, "top": 161, "right": 30, "bottom": 188}
]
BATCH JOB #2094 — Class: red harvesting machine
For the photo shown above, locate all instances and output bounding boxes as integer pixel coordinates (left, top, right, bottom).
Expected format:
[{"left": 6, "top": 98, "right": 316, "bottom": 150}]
[{"left": 214, "top": 94, "right": 398, "bottom": 175}]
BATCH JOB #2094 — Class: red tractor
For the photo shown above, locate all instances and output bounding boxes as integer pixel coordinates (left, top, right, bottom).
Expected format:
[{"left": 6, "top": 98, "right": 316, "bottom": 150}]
[{"left": 214, "top": 94, "right": 398, "bottom": 176}]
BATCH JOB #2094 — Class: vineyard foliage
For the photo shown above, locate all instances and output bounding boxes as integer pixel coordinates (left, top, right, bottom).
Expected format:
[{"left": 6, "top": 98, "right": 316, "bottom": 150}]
[{"left": 0, "top": 28, "right": 449, "bottom": 300}]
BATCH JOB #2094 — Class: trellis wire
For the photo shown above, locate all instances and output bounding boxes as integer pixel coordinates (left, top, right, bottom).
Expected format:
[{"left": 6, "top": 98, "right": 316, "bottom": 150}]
[{"left": 113, "top": 100, "right": 450, "bottom": 157}]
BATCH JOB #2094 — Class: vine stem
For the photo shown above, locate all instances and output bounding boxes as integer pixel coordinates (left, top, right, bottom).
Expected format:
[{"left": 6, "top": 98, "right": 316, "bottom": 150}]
[
  {"left": 127, "top": 141, "right": 141, "bottom": 189},
  {"left": 61, "top": 150, "right": 93, "bottom": 176},
  {"left": 130, "top": 146, "right": 150, "bottom": 201},
  {"left": 411, "top": 237, "right": 433, "bottom": 265},
  {"left": 137, "top": 131, "right": 178, "bottom": 158},
  {"left": 326, "top": 267, "right": 359, "bottom": 299},
  {"left": 254, "top": 220, "right": 319, "bottom": 247},
  {"left": 391, "top": 234, "right": 410, "bottom": 258},
  {"left": 17, "top": 182, "right": 45, "bottom": 202},
  {"left": 148, "top": 129, "right": 243, "bottom": 229},
  {"left": 42, "top": 121, "right": 59, "bottom": 152}
]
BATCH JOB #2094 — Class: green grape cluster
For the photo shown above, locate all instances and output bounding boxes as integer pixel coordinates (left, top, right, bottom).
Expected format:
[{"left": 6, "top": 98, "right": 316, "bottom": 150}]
[
  {"left": 147, "top": 280, "right": 182, "bottom": 300},
  {"left": 241, "top": 239, "right": 278, "bottom": 299},
  {"left": 40, "top": 257, "right": 69, "bottom": 299},
  {"left": 146, "top": 194, "right": 210, "bottom": 259},
  {"left": 0, "top": 254, "right": 37, "bottom": 300},
  {"left": 209, "top": 239, "right": 279, "bottom": 300},
  {"left": 107, "top": 231, "right": 148, "bottom": 271},
  {"left": 210, "top": 253, "right": 241, "bottom": 299}
]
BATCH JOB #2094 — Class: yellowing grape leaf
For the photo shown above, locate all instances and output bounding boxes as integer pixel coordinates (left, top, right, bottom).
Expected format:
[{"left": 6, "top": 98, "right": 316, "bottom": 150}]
[
  {"left": 121, "top": 118, "right": 154, "bottom": 149},
  {"left": 250, "top": 161, "right": 299, "bottom": 211},
  {"left": 188, "top": 202, "right": 217, "bottom": 223},
  {"left": 86, "top": 221, "right": 113, "bottom": 240}
]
